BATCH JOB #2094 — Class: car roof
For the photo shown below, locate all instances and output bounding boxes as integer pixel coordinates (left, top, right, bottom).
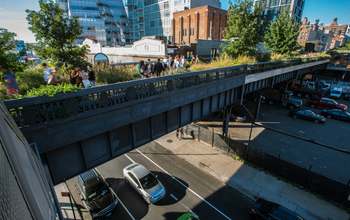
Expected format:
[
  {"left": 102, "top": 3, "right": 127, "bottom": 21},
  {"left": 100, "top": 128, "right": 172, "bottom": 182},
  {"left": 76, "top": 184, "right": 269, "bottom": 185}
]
[{"left": 126, "top": 163, "right": 150, "bottom": 178}]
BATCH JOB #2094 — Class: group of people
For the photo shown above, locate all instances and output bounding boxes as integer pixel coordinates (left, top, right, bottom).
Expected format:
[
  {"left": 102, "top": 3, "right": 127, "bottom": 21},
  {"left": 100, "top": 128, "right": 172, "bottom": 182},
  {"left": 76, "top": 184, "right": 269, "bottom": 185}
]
[
  {"left": 70, "top": 64, "right": 96, "bottom": 88},
  {"left": 138, "top": 59, "right": 164, "bottom": 78},
  {"left": 42, "top": 63, "right": 96, "bottom": 88},
  {"left": 138, "top": 54, "right": 200, "bottom": 78}
]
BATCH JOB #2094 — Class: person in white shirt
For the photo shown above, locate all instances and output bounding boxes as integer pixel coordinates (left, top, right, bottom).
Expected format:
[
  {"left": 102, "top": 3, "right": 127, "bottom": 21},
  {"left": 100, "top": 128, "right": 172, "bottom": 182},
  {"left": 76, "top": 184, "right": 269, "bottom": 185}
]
[
  {"left": 163, "top": 56, "right": 169, "bottom": 70},
  {"left": 42, "top": 63, "right": 51, "bottom": 83},
  {"left": 181, "top": 55, "right": 186, "bottom": 69}
]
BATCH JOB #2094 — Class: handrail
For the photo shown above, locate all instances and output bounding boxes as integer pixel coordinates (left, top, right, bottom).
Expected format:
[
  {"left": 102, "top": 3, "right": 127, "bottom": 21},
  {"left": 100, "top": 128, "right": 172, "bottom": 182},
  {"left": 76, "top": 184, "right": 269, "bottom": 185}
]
[
  {"left": 4, "top": 64, "right": 247, "bottom": 128},
  {"left": 3, "top": 57, "right": 328, "bottom": 129}
]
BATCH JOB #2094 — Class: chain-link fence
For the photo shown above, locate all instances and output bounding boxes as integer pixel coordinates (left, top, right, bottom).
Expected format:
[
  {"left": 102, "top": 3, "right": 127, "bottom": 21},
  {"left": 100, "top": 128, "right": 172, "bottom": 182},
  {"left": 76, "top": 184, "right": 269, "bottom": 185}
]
[{"left": 184, "top": 124, "right": 350, "bottom": 208}]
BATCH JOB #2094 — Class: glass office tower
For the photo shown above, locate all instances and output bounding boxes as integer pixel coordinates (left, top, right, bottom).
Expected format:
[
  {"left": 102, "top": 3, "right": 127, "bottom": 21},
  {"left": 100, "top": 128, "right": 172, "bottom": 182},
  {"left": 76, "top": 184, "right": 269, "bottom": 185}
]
[{"left": 56, "top": 0, "right": 130, "bottom": 46}]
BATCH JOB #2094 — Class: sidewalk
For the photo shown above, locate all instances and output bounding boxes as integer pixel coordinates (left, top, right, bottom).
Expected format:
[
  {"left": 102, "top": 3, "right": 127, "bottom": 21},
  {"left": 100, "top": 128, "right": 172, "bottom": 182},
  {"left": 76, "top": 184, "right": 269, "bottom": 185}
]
[
  {"left": 155, "top": 131, "right": 349, "bottom": 220},
  {"left": 54, "top": 183, "right": 82, "bottom": 220}
]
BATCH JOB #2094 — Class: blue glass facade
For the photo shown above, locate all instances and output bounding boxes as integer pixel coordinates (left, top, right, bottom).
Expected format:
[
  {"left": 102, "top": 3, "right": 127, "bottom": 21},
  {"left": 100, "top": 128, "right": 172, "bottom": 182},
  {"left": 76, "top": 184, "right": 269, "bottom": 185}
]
[{"left": 57, "top": 0, "right": 130, "bottom": 46}]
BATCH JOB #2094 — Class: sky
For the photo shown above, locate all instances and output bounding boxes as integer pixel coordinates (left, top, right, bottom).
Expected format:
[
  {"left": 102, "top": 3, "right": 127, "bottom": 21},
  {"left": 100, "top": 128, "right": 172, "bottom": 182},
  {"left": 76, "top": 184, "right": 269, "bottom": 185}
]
[{"left": 0, "top": 0, "right": 349, "bottom": 43}]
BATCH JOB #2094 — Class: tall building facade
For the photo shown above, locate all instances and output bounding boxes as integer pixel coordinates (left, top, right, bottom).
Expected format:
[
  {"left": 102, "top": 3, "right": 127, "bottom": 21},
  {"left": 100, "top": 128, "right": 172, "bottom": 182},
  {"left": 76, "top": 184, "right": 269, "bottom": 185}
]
[
  {"left": 125, "top": 0, "right": 221, "bottom": 43},
  {"left": 255, "top": 0, "right": 305, "bottom": 31},
  {"left": 56, "top": 0, "right": 130, "bottom": 46},
  {"left": 172, "top": 5, "right": 227, "bottom": 45}
]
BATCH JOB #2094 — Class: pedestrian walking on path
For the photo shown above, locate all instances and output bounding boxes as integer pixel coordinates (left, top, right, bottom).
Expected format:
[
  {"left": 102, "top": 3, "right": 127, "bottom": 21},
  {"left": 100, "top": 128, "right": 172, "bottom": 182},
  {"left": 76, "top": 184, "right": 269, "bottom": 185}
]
[
  {"left": 180, "top": 127, "right": 184, "bottom": 139},
  {"left": 176, "top": 129, "right": 179, "bottom": 139}
]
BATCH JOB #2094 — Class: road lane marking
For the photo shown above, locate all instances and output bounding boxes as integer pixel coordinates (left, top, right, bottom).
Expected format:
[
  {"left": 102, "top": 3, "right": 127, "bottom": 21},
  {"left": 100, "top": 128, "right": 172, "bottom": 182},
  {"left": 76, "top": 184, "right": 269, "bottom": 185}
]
[
  {"left": 170, "top": 194, "right": 178, "bottom": 201},
  {"left": 135, "top": 149, "right": 232, "bottom": 220},
  {"left": 124, "top": 154, "right": 136, "bottom": 163},
  {"left": 95, "top": 168, "right": 135, "bottom": 220}
]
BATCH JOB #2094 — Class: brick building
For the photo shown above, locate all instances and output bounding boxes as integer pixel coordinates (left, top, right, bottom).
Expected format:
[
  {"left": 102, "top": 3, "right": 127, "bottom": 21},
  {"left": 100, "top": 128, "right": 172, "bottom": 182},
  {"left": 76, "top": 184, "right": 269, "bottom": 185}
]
[
  {"left": 171, "top": 5, "right": 228, "bottom": 45},
  {"left": 319, "top": 17, "right": 348, "bottom": 49}
]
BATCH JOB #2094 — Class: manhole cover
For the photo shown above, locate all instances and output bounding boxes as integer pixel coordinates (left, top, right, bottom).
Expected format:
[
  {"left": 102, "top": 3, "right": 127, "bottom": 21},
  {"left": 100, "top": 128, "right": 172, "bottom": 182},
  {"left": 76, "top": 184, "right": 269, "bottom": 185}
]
[{"left": 167, "top": 139, "right": 173, "bottom": 143}]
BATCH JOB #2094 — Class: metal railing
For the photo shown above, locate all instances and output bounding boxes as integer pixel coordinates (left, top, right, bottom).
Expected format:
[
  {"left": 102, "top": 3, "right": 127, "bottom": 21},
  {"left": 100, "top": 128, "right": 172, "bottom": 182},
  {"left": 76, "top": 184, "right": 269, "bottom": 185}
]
[
  {"left": 4, "top": 57, "right": 328, "bottom": 128},
  {"left": 4, "top": 65, "right": 247, "bottom": 128},
  {"left": 247, "top": 57, "right": 321, "bottom": 74}
]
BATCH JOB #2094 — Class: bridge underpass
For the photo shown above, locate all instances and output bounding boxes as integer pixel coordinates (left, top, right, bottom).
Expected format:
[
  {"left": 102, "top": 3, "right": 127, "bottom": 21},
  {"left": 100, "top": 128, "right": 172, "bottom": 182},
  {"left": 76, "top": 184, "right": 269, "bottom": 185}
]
[{"left": 4, "top": 58, "right": 329, "bottom": 184}]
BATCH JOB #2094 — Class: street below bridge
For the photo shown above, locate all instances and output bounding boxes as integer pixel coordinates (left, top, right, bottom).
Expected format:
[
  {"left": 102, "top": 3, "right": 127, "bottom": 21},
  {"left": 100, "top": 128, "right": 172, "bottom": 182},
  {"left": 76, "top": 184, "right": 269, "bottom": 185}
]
[
  {"left": 197, "top": 98, "right": 350, "bottom": 184},
  {"left": 66, "top": 141, "right": 253, "bottom": 220}
]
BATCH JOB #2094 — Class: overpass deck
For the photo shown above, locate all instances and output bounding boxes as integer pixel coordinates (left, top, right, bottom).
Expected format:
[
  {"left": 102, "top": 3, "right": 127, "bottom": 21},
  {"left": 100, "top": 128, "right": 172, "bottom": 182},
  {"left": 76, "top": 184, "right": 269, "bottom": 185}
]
[{"left": 3, "top": 58, "right": 329, "bottom": 183}]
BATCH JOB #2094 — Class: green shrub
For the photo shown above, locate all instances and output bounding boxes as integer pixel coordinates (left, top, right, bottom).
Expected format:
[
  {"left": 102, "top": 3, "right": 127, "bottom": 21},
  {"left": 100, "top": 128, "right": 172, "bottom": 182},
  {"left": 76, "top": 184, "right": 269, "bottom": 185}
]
[
  {"left": 233, "top": 55, "right": 257, "bottom": 65},
  {"left": 16, "top": 69, "right": 46, "bottom": 94},
  {"left": 22, "top": 83, "right": 81, "bottom": 98},
  {"left": 94, "top": 64, "right": 135, "bottom": 84}
]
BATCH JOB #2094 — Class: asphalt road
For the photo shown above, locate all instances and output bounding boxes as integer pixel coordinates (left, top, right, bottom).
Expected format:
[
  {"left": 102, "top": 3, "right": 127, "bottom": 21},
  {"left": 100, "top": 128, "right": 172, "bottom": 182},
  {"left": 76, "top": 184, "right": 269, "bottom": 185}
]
[
  {"left": 196, "top": 98, "right": 350, "bottom": 184},
  {"left": 67, "top": 142, "right": 253, "bottom": 220}
]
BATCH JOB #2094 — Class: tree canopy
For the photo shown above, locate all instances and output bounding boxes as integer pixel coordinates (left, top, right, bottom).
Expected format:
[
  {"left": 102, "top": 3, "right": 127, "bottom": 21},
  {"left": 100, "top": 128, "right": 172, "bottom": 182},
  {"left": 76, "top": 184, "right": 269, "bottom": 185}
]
[
  {"left": 222, "top": 0, "right": 264, "bottom": 58},
  {"left": 26, "top": 0, "right": 89, "bottom": 68},
  {"left": 263, "top": 8, "right": 300, "bottom": 56},
  {"left": 0, "top": 28, "right": 26, "bottom": 72}
]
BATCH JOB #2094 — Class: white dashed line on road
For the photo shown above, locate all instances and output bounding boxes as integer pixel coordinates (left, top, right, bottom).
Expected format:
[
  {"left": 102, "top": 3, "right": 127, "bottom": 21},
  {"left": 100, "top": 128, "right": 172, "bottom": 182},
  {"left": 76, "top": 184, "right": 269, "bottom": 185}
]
[
  {"left": 170, "top": 193, "right": 178, "bottom": 201},
  {"left": 95, "top": 168, "right": 135, "bottom": 220},
  {"left": 135, "top": 149, "right": 232, "bottom": 220}
]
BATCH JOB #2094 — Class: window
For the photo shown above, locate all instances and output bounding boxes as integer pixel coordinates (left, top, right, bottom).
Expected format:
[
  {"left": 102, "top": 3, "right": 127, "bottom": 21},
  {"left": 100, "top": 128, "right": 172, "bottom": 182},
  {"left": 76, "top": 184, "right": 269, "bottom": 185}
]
[
  {"left": 151, "top": 21, "right": 154, "bottom": 27},
  {"left": 187, "top": 51, "right": 193, "bottom": 58}
]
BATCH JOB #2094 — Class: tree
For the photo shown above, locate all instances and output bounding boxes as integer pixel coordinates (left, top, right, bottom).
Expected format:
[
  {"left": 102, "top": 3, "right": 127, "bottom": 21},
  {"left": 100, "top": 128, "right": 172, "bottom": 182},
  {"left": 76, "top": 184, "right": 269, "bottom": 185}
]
[
  {"left": 0, "top": 28, "right": 26, "bottom": 72},
  {"left": 26, "top": 0, "right": 89, "bottom": 68},
  {"left": 222, "top": 0, "right": 264, "bottom": 58},
  {"left": 263, "top": 8, "right": 300, "bottom": 56}
]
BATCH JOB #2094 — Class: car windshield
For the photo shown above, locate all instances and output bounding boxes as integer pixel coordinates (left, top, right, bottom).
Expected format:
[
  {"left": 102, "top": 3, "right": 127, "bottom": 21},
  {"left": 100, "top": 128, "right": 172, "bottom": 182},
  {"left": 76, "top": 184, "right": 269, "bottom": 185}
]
[
  {"left": 259, "top": 201, "right": 275, "bottom": 213},
  {"left": 333, "top": 100, "right": 339, "bottom": 105},
  {"left": 305, "top": 110, "right": 316, "bottom": 116},
  {"left": 139, "top": 173, "right": 158, "bottom": 190},
  {"left": 86, "top": 182, "right": 109, "bottom": 201},
  {"left": 332, "top": 91, "right": 341, "bottom": 94}
]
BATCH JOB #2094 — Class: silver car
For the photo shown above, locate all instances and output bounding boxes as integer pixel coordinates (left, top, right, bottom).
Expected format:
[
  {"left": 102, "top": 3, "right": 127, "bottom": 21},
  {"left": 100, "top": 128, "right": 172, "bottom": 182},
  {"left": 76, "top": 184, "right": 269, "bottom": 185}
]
[{"left": 123, "top": 163, "right": 166, "bottom": 203}]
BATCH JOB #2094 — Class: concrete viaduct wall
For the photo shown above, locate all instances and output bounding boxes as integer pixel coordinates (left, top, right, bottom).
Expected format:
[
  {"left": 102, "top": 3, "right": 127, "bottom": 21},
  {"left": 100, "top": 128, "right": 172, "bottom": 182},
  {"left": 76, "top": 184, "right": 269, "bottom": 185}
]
[{"left": 3, "top": 58, "right": 329, "bottom": 184}]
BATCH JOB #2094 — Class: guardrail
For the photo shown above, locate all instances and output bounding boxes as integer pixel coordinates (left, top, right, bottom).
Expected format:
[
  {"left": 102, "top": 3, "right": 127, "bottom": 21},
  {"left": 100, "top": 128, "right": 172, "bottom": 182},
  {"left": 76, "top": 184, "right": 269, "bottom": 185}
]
[
  {"left": 247, "top": 57, "right": 321, "bottom": 74},
  {"left": 4, "top": 57, "right": 327, "bottom": 128},
  {"left": 4, "top": 65, "right": 247, "bottom": 128}
]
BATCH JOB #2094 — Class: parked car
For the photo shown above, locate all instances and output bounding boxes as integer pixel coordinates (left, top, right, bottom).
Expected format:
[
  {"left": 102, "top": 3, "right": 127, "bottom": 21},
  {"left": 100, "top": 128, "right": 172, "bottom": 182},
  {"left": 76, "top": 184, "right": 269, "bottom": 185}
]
[
  {"left": 217, "top": 109, "right": 246, "bottom": 122},
  {"left": 306, "top": 97, "right": 348, "bottom": 111},
  {"left": 250, "top": 198, "right": 305, "bottom": 220},
  {"left": 123, "top": 163, "right": 166, "bottom": 203},
  {"left": 289, "top": 109, "right": 326, "bottom": 123},
  {"left": 75, "top": 168, "right": 118, "bottom": 219},
  {"left": 329, "top": 87, "right": 342, "bottom": 99},
  {"left": 321, "top": 109, "right": 350, "bottom": 122},
  {"left": 344, "top": 91, "right": 350, "bottom": 100}
]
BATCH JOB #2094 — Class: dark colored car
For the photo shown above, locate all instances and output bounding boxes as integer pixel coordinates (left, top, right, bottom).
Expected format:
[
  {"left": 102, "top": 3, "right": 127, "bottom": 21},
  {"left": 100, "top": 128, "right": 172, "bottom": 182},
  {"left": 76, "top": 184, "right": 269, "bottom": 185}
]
[
  {"left": 289, "top": 109, "right": 326, "bottom": 124},
  {"left": 344, "top": 91, "right": 350, "bottom": 101},
  {"left": 321, "top": 109, "right": 350, "bottom": 122},
  {"left": 217, "top": 109, "right": 246, "bottom": 122},
  {"left": 250, "top": 198, "right": 305, "bottom": 220}
]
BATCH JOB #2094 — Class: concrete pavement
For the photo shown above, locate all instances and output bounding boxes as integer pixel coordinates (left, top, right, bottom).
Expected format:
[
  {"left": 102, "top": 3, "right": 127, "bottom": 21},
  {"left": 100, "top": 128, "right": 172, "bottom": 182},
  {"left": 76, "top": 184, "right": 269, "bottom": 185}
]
[
  {"left": 155, "top": 131, "right": 349, "bottom": 220},
  {"left": 54, "top": 183, "right": 82, "bottom": 220}
]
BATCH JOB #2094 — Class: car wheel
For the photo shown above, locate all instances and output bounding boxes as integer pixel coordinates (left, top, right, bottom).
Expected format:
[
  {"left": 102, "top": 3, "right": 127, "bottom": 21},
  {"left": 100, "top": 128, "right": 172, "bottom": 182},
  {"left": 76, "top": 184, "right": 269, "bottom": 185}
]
[
  {"left": 314, "top": 120, "right": 319, "bottom": 124},
  {"left": 327, "top": 115, "right": 331, "bottom": 119},
  {"left": 305, "top": 94, "right": 310, "bottom": 98},
  {"left": 268, "top": 100, "right": 274, "bottom": 105},
  {"left": 288, "top": 105, "right": 294, "bottom": 110},
  {"left": 298, "top": 93, "right": 302, "bottom": 97},
  {"left": 293, "top": 115, "right": 297, "bottom": 119},
  {"left": 310, "top": 104, "right": 315, "bottom": 108},
  {"left": 261, "top": 99, "right": 266, "bottom": 104},
  {"left": 234, "top": 118, "right": 239, "bottom": 122}
]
